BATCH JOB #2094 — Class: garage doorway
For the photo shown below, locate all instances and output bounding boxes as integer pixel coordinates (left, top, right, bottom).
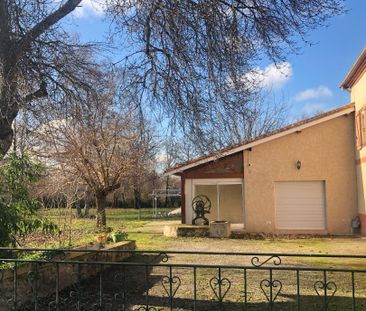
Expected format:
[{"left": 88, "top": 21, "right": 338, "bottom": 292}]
[{"left": 274, "top": 181, "right": 326, "bottom": 230}]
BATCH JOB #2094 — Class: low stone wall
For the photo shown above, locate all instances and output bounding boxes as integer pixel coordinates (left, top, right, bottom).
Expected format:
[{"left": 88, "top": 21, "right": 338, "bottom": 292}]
[
  {"left": 0, "top": 241, "right": 136, "bottom": 308},
  {"left": 164, "top": 224, "right": 209, "bottom": 237}
]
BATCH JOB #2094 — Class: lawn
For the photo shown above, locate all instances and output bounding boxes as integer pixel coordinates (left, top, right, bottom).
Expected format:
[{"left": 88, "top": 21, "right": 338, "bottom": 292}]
[
  {"left": 19, "top": 207, "right": 178, "bottom": 249},
  {"left": 20, "top": 207, "right": 366, "bottom": 262},
  {"left": 22, "top": 206, "right": 366, "bottom": 271}
]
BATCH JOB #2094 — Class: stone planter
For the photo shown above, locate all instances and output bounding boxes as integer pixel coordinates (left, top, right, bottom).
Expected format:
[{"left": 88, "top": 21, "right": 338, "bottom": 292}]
[
  {"left": 209, "top": 221, "right": 231, "bottom": 238},
  {"left": 0, "top": 241, "right": 136, "bottom": 308}
]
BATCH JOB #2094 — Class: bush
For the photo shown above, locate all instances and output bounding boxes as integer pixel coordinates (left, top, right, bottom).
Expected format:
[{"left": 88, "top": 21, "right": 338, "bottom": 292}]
[{"left": 0, "top": 152, "right": 56, "bottom": 247}]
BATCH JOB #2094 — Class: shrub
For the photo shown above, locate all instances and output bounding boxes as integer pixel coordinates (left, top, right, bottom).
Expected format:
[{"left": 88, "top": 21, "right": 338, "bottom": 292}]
[{"left": 0, "top": 152, "right": 56, "bottom": 247}]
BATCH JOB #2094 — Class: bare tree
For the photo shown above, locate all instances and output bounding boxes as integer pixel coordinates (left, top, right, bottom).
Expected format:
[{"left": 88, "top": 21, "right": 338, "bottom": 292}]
[
  {"left": 0, "top": 0, "right": 100, "bottom": 155},
  {"left": 158, "top": 138, "right": 182, "bottom": 207},
  {"left": 106, "top": 0, "right": 344, "bottom": 149},
  {"left": 181, "top": 93, "right": 289, "bottom": 156},
  {"left": 157, "top": 91, "right": 288, "bottom": 162},
  {"left": 1, "top": 0, "right": 344, "bottom": 158},
  {"left": 129, "top": 121, "right": 157, "bottom": 210},
  {"left": 36, "top": 173, "right": 86, "bottom": 245},
  {"left": 32, "top": 72, "right": 151, "bottom": 229}
]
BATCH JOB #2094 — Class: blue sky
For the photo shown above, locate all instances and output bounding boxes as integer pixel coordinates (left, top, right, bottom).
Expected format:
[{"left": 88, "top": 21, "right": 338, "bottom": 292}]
[{"left": 64, "top": 0, "right": 366, "bottom": 120}]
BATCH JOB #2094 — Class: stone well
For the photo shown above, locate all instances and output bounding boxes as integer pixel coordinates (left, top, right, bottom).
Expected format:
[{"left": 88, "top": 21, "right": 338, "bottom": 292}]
[{"left": 209, "top": 221, "right": 231, "bottom": 238}]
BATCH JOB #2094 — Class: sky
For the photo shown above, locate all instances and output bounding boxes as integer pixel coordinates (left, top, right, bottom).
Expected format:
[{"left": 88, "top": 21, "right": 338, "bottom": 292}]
[{"left": 62, "top": 0, "right": 366, "bottom": 120}]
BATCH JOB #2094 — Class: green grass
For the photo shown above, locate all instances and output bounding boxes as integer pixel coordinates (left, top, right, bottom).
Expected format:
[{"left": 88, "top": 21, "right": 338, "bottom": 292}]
[
  {"left": 18, "top": 207, "right": 178, "bottom": 249},
  {"left": 17, "top": 207, "right": 366, "bottom": 269}
]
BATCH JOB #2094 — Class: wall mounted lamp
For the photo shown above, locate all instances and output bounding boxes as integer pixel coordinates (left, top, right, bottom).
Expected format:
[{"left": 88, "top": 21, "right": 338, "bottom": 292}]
[{"left": 296, "top": 160, "right": 301, "bottom": 170}]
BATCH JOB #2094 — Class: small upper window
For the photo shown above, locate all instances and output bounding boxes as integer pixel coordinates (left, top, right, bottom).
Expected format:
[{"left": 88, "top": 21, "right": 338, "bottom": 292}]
[
  {"left": 356, "top": 109, "right": 366, "bottom": 150},
  {"left": 356, "top": 112, "right": 361, "bottom": 150},
  {"left": 361, "top": 111, "right": 366, "bottom": 147}
]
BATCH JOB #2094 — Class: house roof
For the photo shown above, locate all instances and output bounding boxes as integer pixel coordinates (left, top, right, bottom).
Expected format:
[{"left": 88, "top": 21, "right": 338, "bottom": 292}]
[
  {"left": 340, "top": 47, "right": 366, "bottom": 90},
  {"left": 167, "top": 103, "right": 355, "bottom": 175}
]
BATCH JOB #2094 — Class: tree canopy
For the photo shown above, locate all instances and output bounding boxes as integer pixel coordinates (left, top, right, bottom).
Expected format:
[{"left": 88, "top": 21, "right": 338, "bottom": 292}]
[
  {"left": 106, "top": 0, "right": 344, "bottom": 151},
  {"left": 0, "top": 0, "right": 345, "bottom": 156}
]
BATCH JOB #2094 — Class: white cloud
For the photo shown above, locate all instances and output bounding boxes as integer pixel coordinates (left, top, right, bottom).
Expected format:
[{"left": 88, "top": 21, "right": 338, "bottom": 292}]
[
  {"left": 301, "top": 103, "right": 327, "bottom": 116},
  {"left": 294, "top": 86, "right": 333, "bottom": 102},
  {"left": 73, "top": 0, "right": 106, "bottom": 18},
  {"left": 245, "top": 62, "right": 293, "bottom": 90}
]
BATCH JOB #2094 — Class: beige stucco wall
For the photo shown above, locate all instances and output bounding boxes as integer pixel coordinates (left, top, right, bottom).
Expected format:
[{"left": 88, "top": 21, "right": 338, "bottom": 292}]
[
  {"left": 351, "top": 73, "right": 366, "bottom": 215},
  {"left": 243, "top": 113, "right": 357, "bottom": 234}
]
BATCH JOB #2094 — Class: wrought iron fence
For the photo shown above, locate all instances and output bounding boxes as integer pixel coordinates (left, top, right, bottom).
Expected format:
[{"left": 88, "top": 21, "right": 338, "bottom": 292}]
[{"left": 0, "top": 248, "right": 366, "bottom": 310}]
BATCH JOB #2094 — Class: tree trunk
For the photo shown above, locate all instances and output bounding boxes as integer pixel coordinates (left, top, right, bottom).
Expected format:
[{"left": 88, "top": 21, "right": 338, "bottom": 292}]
[
  {"left": 96, "top": 192, "right": 107, "bottom": 229},
  {"left": 1, "top": 65, "right": 20, "bottom": 156},
  {"left": 76, "top": 202, "right": 83, "bottom": 218},
  {"left": 0, "top": 118, "right": 14, "bottom": 156},
  {"left": 165, "top": 175, "right": 170, "bottom": 208},
  {"left": 84, "top": 202, "right": 90, "bottom": 216},
  {"left": 133, "top": 187, "right": 141, "bottom": 209},
  {"left": 112, "top": 192, "right": 118, "bottom": 208}
]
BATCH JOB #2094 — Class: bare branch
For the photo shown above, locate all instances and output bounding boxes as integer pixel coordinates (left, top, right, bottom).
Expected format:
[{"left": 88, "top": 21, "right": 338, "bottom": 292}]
[{"left": 16, "top": 0, "right": 82, "bottom": 58}]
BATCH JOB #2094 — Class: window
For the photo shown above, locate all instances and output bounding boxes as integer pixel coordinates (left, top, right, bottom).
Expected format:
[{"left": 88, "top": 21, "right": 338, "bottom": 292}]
[
  {"left": 356, "top": 112, "right": 361, "bottom": 149},
  {"left": 356, "top": 109, "right": 366, "bottom": 150},
  {"left": 361, "top": 111, "right": 366, "bottom": 147}
]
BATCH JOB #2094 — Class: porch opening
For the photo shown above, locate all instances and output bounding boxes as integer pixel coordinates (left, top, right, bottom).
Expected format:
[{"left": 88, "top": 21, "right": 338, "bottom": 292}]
[{"left": 192, "top": 180, "right": 244, "bottom": 226}]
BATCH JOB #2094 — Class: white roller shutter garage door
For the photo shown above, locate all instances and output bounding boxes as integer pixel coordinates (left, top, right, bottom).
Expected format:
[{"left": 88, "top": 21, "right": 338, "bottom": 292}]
[{"left": 275, "top": 181, "right": 326, "bottom": 230}]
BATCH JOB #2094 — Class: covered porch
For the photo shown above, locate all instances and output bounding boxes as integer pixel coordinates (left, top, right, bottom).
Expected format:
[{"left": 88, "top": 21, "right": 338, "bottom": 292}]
[
  {"left": 175, "top": 151, "right": 245, "bottom": 229},
  {"left": 185, "top": 178, "right": 244, "bottom": 228}
]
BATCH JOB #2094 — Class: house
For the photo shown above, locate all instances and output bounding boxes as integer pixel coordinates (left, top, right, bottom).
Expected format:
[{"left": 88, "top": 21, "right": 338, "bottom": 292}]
[
  {"left": 341, "top": 47, "right": 366, "bottom": 236},
  {"left": 167, "top": 48, "right": 366, "bottom": 236}
]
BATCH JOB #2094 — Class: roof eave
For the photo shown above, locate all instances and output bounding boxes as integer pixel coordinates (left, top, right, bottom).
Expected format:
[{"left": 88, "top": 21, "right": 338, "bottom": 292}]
[{"left": 340, "top": 47, "right": 366, "bottom": 90}]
